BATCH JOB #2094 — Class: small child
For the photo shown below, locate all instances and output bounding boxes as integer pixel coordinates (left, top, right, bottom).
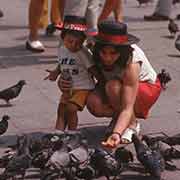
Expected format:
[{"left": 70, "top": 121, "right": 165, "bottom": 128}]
[{"left": 45, "top": 15, "right": 103, "bottom": 131}]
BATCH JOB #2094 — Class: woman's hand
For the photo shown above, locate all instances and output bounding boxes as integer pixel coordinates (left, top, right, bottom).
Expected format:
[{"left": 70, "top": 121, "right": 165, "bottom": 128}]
[
  {"left": 57, "top": 76, "right": 72, "bottom": 92},
  {"left": 101, "top": 132, "right": 121, "bottom": 149}
]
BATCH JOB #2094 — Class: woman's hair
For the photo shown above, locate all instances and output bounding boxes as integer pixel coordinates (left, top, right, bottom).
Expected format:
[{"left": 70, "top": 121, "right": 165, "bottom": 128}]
[
  {"left": 61, "top": 29, "right": 86, "bottom": 40},
  {"left": 93, "top": 42, "right": 134, "bottom": 69}
]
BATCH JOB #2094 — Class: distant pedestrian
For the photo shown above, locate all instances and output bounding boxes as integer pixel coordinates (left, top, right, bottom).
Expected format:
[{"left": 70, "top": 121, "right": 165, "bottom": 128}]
[
  {"left": 58, "top": 0, "right": 124, "bottom": 36},
  {"left": 26, "top": 0, "right": 63, "bottom": 52},
  {"left": 144, "top": 0, "right": 172, "bottom": 21}
]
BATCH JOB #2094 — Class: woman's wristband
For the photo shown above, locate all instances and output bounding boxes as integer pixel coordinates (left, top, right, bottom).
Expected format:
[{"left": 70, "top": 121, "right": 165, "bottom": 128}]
[{"left": 112, "top": 132, "right": 121, "bottom": 139}]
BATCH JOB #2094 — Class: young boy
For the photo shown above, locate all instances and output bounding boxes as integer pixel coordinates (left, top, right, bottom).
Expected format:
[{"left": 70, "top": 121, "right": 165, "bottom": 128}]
[{"left": 45, "top": 15, "right": 103, "bottom": 131}]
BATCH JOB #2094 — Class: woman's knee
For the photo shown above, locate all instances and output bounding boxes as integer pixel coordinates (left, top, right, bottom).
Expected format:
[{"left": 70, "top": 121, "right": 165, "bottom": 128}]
[
  {"left": 105, "top": 80, "right": 122, "bottom": 96},
  {"left": 86, "top": 94, "right": 104, "bottom": 117}
]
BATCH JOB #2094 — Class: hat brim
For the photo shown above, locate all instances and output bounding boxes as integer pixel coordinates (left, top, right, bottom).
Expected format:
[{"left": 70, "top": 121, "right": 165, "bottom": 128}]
[{"left": 94, "top": 34, "right": 140, "bottom": 46}]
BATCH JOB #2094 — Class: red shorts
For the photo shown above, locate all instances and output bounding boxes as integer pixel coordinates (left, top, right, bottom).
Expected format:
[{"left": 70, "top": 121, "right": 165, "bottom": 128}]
[{"left": 135, "top": 78, "right": 162, "bottom": 119}]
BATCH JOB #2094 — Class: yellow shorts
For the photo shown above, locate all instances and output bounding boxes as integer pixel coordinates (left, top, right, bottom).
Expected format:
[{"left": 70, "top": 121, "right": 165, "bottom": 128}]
[{"left": 60, "top": 89, "right": 91, "bottom": 111}]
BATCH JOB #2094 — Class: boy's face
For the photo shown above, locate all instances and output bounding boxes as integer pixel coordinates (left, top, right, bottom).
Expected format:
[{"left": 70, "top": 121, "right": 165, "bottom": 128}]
[{"left": 63, "top": 33, "right": 85, "bottom": 52}]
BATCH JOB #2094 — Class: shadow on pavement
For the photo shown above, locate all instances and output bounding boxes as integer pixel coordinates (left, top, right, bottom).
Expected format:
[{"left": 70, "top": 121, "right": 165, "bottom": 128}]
[
  {"left": 0, "top": 25, "right": 27, "bottom": 31},
  {"left": 0, "top": 126, "right": 107, "bottom": 150},
  {"left": 167, "top": 54, "right": 180, "bottom": 58},
  {"left": 0, "top": 132, "right": 48, "bottom": 148},
  {"left": 0, "top": 44, "right": 57, "bottom": 68}
]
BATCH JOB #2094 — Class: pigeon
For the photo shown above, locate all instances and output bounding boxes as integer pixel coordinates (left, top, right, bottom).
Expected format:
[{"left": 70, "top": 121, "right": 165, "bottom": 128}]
[
  {"left": 175, "top": 34, "right": 180, "bottom": 52},
  {"left": 143, "top": 133, "right": 180, "bottom": 146},
  {"left": 115, "top": 147, "right": 134, "bottom": 164},
  {"left": 90, "top": 148, "right": 120, "bottom": 179},
  {"left": 0, "top": 80, "right": 26, "bottom": 104},
  {"left": 157, "top": 69, "right": 171, "bottom": 89},
  {"left": 76, "top": 165, "right": 96, "bottom": 180},
  {"left": 2, "top": 135, "right": 32, "bottom": 179},
  {"left": 136, "top": 0, "right": 153, "bottom": 6},
  {"left": 132, "top": 134, "right": 164, "bottom": 179},
  {"left": 0, "top": 115, "right": 10, "bottom": 135},
  {"left": 168, "top": 19, "right": 179, "bottom": 37}
]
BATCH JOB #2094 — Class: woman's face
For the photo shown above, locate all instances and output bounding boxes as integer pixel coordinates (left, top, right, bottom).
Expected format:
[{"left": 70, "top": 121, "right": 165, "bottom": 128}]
[{"left": 99, "top": 46, "right": 120, "bottom": 66}]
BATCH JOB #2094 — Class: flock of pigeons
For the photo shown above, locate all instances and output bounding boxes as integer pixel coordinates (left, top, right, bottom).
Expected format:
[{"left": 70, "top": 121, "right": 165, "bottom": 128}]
[
  {"left": 0, "top": 72, "right": 174, "bottom": 180},
  {"left": 0, "top": 131, "right": 180, "bottom": 180}
]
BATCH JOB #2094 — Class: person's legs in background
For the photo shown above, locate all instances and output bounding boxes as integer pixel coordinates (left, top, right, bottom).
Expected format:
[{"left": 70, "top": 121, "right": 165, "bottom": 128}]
[
  {"left": 98, "top": 0, "right": 123, "bottom": 23},
  {"left": 85, "top": 0, "right": 100, "bottom": 36},
  {"left": 51, "top": 0, "right": 60, "bottom": 24},
  {"left": 39, "top": 0, "right": 49, "bottom": 29},
  {"left": 0, "top": 9, "right": 4, "bottom": 18},
  {"left": 46, "top": 0, "right": 61, "bottom": 36},
  {"left": 26, "top": 0, "right": 45, "bottom": 52},
  {"left": 144, "top": 0, "right": 173, "bottom": 21}
]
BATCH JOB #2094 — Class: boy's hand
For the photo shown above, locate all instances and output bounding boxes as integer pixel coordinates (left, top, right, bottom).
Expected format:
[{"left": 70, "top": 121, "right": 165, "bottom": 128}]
[
  {"left": 44, "top": 69, "right": 59, "bottom": 81},
  {"left": 57, "top": 76, "right": 72, "bottom": 92}
]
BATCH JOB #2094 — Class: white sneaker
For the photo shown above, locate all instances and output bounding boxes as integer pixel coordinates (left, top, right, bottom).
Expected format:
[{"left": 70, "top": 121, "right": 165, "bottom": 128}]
[
  {"left": 121, "top": 122, "right": 141, "bottom": 144},
  {"left": 26, "top": 39, "right": 45, "bottom": 52}
]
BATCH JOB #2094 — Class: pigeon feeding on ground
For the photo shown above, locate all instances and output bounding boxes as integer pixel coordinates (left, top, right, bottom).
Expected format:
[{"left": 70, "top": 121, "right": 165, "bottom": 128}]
[
  {"left": 1, "top": 135, "right": 32, "bottom": 179},
  {"left": 168, "top": 19, "right": 179, "bottom": 37},
  {"left": 157, "top": 69, "right": 171, "bottom": 90},
  {"left": 115, "top": 147, "right": 134, "bottom": 164},
  {"left": 90, "top": 148, "right": 120, "bottom": 179},
  {"left": 0, "top": 115, "right": 10, "bottom": 135},
  {"left": 136, "top": 0, "right": 153, "bottom": 6},
  {"left": 132, "top": 134, "right": 165, "bottom": 179},
  {"left": 175, "top": 34, "right": 180, "bottom": 52},
  {"left": 0, "top": 80, "right": 26, "bottom": 105}
]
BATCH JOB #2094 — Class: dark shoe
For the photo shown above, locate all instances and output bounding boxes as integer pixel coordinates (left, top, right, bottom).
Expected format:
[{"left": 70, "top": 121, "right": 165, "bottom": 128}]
[
  {"left": 26, "top": 39, "right": 45, "bottom": 53},
  {"left": 144, "top": 13, "right": 169, "bottom": 21},
  {"left": 0, "top": 9, "right": 3, "bottom": 18},
  {"left": 176, "top": 14, "right": 180, "bottom": 20},
  {"left": 45, "top": 23, "right": 56, "bottom": 36}
]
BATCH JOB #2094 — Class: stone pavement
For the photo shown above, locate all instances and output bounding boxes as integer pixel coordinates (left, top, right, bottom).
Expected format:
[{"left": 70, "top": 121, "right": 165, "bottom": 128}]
[{"left": 0, "top": 0, "right": 180, "bottom": 179}]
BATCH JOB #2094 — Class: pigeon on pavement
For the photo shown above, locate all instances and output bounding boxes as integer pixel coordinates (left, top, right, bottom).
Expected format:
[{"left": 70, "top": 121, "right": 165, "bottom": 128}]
[
  {"left": 132, "top": 134, "right": 164, "bottom": 179},
  {"left": 168, "top": 19, "right": 179, "bottom": 37},
  {"left": 0, "top": 115, "right": 10, "bottom": 135},
  {"left": 0, "top": 80, "right": 26, "bottom": 105},
  {"left": 175, "top": 34, "right": 180, "bottom": 52}
]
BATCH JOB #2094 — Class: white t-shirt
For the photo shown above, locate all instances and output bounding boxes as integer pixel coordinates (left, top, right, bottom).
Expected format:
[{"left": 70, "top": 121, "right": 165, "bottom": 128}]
[
  {"left": 58, "top": 45, "right": 95, "bottom": 90},
  {"left": 101, "top": 44, "right": 157, "bottom": 84},
  {"left": 132, "top": 44, "right": 157, "bottom": 83}
]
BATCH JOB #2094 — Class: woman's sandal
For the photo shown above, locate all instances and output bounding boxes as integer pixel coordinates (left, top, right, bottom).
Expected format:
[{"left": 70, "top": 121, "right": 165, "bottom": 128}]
[{"left": 121, "top": 122, "right": 140, "bottom": 144}]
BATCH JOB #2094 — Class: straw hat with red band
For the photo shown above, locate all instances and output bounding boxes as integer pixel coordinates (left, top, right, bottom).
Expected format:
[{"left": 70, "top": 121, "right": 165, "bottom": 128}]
[
  {"left": 55, "top": 15, "right": 87, "bottom": 32},
  {"left": 95, "top": 21, "right": 140, "bottom": 46}
]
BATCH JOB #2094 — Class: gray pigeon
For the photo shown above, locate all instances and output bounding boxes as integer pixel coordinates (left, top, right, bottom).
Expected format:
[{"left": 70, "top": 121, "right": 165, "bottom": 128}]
[
  {"left": 175, "top": 34, "right": 180, "bottom": 52},
  {"left": 0, "top": 80, "right": 26, "bottom": 104},
  {"left": 0, "top": 115, "right": 10, "bottom": 135},
  {"left": 168, "top": 19, "right": 179, "bottom": 37},
  {"left": 1, "top": 135, "right": 32, "bottom": 179},
  {"left": 132, "top": 134, "right": 164, "bottom": 179}
]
